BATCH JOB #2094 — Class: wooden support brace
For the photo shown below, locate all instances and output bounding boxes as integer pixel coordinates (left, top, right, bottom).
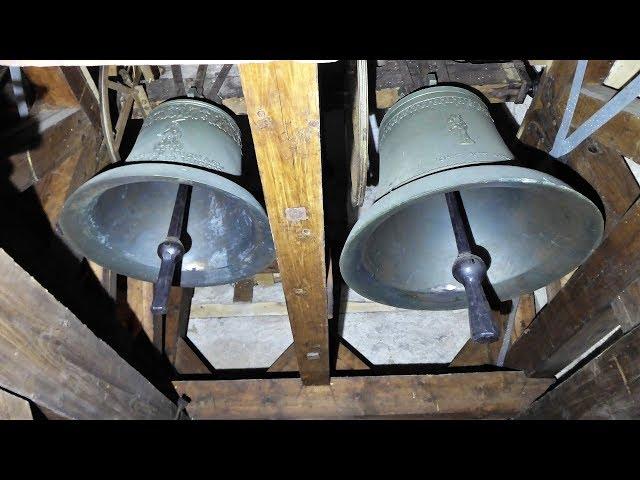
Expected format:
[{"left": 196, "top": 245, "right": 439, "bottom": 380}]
[
  {"left": 240, "top": 62, "right": 329, "bottom": 385},
  {"left": 0, "top": 249, "right": 176, "bottom": 419},
  {"left": 519, "top": 324, "right": 640, "bottom": 419},
  {"left": 174, "top": 371, "right": 552, "bottom": 420}
]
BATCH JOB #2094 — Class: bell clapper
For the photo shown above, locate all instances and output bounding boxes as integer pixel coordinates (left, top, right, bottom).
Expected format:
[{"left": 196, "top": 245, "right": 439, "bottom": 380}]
[
  {"left": 151, "top": 183, "right": 192, "bottom": 315},
  {"left": 445, "top": 191, "right": 499, "bottom": 344}
]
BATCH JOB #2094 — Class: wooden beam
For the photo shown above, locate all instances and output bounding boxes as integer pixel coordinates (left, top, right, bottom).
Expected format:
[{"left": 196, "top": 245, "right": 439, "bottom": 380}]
[
  {"left": 574, "top": 84, "right": 640, "bottom": 162},
  {"left": 518, "top": 61, "right": 639, "bottom": 236},
  {"left": 240, "top": 62, "right": 329, "bottom": 385},
  {"left": 0, "top": 249, "right": 176, "bottom": 419},
  {"left": 233, "top": 278, "right": 254, "bottom": 303},
  {"left": 22, "top": 67, "right": 78, "bottom": 110},
  {"left": 335, "top": 342, "right": 369, "bottom": 370},
  {"left": 88, "top": 261, "right": 117, "bottom": 299},
  {"left": 126, "top": 278, "right": 155, "bottom": 341},
  {"left": 512, "top": 293, "right": 536, "bottom": 343},
  {"left": 59, "top": 66, "right": 101, "bottom": 132},
  {"left": 190, "top": 300, "right": 397, "bottom": 318},
  {"left": 4, "top": 107, "right": 89, "bottom": 192},
  {"left": 604, "top": 60, "right": 640, "bottom": 90},
  {"left": 611, "top": 278, "right": 640, "bottom": 332},
  {"left": 174, "top": 371, "right": 552, "bottom": 419},
  {"left": 268, "top": 341, "right": 371, "bottom": 373},
  {"left": 164, "top": 287, "right": 194, "bottom": 364},
  {"left": 174, "top": 337, "right": 212, "bottom": 375},
  {"left": 504, "top": 60, "right": 640, "bottom": 377},
  {"left": 34, "top": 127, "right": 100, "bottom": 226},
  {"left": 519, "top": 324, "right": 640, "bottom": 419},
  {"left": 506, "top": 195, "right": 640, "bottom": 376},
  {"left": 267, "top": 343, "right": 298, "bottom": 373},
  {"left": 0, "top": 388, "right": 32, "bottom": 420}
]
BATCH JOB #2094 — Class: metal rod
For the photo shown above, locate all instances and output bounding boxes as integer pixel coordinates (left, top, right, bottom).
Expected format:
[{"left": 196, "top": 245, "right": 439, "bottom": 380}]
[
  {"left": 151, "top": 184, "right": 192, "bottom": 315},
  {"left": 445, "top": 191, "right": 499, "bottom": 344}
]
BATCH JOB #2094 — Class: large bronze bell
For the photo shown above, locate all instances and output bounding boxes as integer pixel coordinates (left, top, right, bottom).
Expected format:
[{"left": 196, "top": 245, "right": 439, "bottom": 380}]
[
  {"left": 340, "top": 86, "right": 604, "bottom": 332},
  {"left": 60, "top": 99, "right": 275, "bottom": 295}
]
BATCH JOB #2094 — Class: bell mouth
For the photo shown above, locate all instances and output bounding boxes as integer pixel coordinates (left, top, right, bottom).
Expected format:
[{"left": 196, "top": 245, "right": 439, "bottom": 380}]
[
  {"left": 339, "top": 165, "right": 604, "bottom": 310},
  {"left": 60, "top": 162, "right": 275, "bottom": 287}
]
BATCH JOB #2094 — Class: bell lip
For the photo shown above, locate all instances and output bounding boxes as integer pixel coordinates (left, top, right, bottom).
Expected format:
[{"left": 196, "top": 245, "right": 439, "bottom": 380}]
[
  {"left": 59, "top": 161, "right": 275, "bottom": 287},
  {"left": 380, "top": 85, "right": 488, "bottom": 133},
  {"left": 339, "top": 164, "right": 605, "bottom": 310}
]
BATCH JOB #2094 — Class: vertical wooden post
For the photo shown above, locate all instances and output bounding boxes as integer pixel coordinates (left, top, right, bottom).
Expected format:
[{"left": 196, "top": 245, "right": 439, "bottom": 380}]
[{"left": 240, "top": 62, "right": 329, "bottom": 385}]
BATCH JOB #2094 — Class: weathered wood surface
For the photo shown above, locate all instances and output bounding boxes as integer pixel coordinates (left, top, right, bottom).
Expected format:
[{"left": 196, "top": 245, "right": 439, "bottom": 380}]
[
  {"left": 267, "top": 343, "right": 298, "bottom": 373},
  {"left": 0, "top": 388, "right": 32, "bottom": 420},
  {"left": 233, "top": 278, "right": 254, "bottom": 303},
  {"left": 5, "top": 107, "right": 90, "bottom": 192},
  {"left": 504, "top": 60, "right": 640, "bottom": 377},
  {"left": 611, "top": 279, "right": 640, "bottom": 332},
  {"left": 22, "top": 67, "right": 78, "bottom": 110},
  {"left": 375, "top": 60, "right": 532, "bottom": 108},
  {"left": 34, "top": 127, "right": 100, "bottom": 226},
  {"left": 575, "top": 83, "right": 640, "bottom": 162},
  {"left": 268, "top": 341, "right": 370, "bottom": 372},
  {"left": 520, "top": 325, "right": 640, "bottom": 419},
  {"left": 335, "top": 342, "right": 369, "bottom": 370},
  {"left": 174, "top": 371, "right": 552, "bottom": 419},
  {"left": 127, "top": 278, "right": 155, "bottom": 341},
  {"left": 174, "top": 337, "right": 212, "bottom": 375},
  {"left": 164, "top": 287, "right": 193, "bottom": 364},
  {"left": 512, "top": 293, "right": 536, "bottom": 343},
  {"left": 518, "top": 61, "right": 639, "bottom": 236},
  {"left": 240, "top": 62, "right": 329, "bottom": 385},
  {"left": 59, "top": 66, "right": 101, "bottom": 132},
  {"left": 0, "top": 249, "right": 176, "bottom": 419},
  {"left": 190, "top": 300, "right": 397, "bottom": 318}
]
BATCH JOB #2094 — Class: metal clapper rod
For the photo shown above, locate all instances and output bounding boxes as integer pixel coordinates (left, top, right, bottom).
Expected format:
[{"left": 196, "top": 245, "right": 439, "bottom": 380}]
[
  {"left": 445, "top": 191, "right": 499, "bottom": 344},
  {"left": 151, "top": 184, "right": 192, "bottom": 315}
]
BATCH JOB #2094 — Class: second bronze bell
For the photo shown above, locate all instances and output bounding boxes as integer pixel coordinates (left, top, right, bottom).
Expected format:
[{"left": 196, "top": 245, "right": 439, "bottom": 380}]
[{"left": 340, "top": 86, "right": 604, "bottom": 320}]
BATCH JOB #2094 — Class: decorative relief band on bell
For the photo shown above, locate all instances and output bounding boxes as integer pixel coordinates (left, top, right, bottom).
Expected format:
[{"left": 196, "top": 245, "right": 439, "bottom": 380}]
[
  {"left": 141, "top": 102, "right": 242, "bottom": 147},
  {"left": 434, "top": 151, "right": 512, "bottom": 164},
  {"left": 380, "top": 95, "right": 491, "bottom": 143},
  {"left": 127, "top": 122, "right": 226, "bottom": 172}
]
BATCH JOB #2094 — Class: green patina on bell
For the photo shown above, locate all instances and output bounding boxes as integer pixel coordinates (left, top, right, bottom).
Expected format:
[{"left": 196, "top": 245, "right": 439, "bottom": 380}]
[
  {"left": 340, "top": 86, "right": 604, "bottom": 310},
  {"left": 60, "top": 98, "right": 275, "bottom": 287}
]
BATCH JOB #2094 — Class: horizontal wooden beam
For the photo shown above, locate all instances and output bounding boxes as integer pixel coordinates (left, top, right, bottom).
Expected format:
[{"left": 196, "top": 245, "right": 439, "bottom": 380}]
[
  {"left": 190, "top": 300, "right": 397, "bottom": 319},
  {"left": 520, "top": 324, "right": 640, "bottom": 419},
  {"left": 240, "top": 61, "right": 329, "bottom": 385},
  {"left": 174, "top": 371, "right": 552, "bottom": 419},
  {"left": 0, "top": 249, "right": 176, "bottom": 419}
]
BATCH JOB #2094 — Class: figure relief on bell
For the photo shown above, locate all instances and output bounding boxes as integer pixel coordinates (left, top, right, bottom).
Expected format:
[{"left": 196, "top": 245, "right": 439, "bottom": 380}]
[{"left": 447, "top": 114, "right": 475, "bottom": 145}]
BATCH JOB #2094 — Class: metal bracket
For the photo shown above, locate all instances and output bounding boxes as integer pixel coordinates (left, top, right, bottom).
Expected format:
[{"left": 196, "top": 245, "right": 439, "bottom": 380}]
[{"left": 550, "top": 60, "right": 640, "bottom": 158}]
